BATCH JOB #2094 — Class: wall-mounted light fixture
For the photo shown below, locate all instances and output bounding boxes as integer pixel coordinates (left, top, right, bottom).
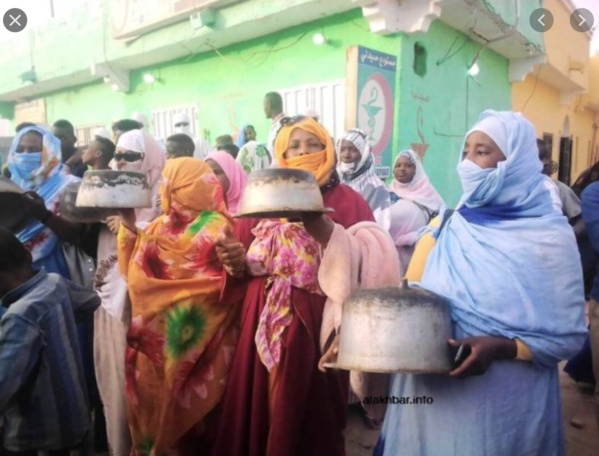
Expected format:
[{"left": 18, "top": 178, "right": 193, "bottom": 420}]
[
  {"left": 312, "top": 32, "right": 328, "bottom": 46},
  {"left": 467, "top": 44, "right": 487, "bottom": 78},
  {"left": 467, "top": 61, "right": 480, "bottom": 77},
  {"left": 143, "top": 73, "right": 156, "bottom": 84}
]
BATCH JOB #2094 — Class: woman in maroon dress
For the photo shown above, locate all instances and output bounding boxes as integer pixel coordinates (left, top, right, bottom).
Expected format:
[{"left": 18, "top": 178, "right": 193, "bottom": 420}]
[{"left": 212, "top": 117, "right": 375, "bottom": 456}]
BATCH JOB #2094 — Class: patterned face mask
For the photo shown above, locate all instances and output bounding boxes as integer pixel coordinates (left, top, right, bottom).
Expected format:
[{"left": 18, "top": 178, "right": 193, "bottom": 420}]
[{"left": 339, "top": 161, "right": 358, "bottom": 174}]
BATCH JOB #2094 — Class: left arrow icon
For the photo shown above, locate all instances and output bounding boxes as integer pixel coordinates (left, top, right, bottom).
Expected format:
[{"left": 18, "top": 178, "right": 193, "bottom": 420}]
[{"left": 530, "top": 8, "right": 553, "bottom": 32}]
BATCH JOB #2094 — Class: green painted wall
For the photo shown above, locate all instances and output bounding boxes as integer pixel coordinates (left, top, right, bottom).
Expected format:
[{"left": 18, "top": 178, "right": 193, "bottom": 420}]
[
  {"left": 44, "top": 9, "right": 401, "bottom": 144},
  {"left": 396, "top": 20, "right": 511, "bottom": 206},
  {"left": 33, "top": 9, "right": 514, "bottom": 206}
]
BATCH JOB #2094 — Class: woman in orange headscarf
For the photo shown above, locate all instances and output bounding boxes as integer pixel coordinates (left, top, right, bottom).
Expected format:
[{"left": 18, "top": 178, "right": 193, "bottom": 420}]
[
  {"left": 117, "top": 158, "right": 240, "bottom": 455},
  {"left": 212, "top": 117, "right": 384, "bottom": 456}
]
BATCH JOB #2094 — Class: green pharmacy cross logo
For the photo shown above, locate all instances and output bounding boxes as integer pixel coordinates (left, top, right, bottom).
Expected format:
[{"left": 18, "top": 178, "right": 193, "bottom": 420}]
[{"left": 361, "top": 86, "right": 382, "bottom": 138}]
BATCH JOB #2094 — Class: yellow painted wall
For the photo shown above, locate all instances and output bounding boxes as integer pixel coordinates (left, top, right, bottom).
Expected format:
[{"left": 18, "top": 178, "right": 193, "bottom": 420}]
[
  {"left": 585, "top": 55, "right": 599, "bottom": 110},
  {"left": 543, "top": 0, "right": 590, "bottom": 91},
  {"left": 512, "top": 0, "right": 597, "bottom": 182},
  {"left": 513, "top": 75, "right": 596, "bottom": 181}
]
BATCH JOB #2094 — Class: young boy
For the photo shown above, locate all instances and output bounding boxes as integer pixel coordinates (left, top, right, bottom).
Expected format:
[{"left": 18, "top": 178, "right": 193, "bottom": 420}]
[
  {"left": 81, "top": 135, "right": 116, "bottom": 171},
  {"left": 0, "top": 229, "right": 100, "bottom": 455},
  {"left": 166, "top": 133, "right": 195, "bottom": 160}
]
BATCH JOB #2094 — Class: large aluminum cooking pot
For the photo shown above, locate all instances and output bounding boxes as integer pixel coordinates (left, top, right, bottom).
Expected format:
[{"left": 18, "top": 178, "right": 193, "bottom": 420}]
[
  {"left": 61, "top": 182, "right": 113, "bottom": 223},
  {"left": 335, "top": 279, "right": 454, "bottom": 374},
  {"left": 0, "top": 177, "right": 35, "bottom": 233},
  {"left": 236, "top": 169, "right": 333, "bottom": 218},
  {"left": 76, "top": 170, "right": 151, "bottom": 209}
]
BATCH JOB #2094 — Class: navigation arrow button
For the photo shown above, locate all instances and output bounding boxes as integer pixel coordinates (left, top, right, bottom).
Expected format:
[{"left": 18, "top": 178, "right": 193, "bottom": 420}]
[
  {"left": 571, "top": 8, "right": 594, "bottom": 32},
  {"left": 530, "top": 8, "right": 553, "bottom": 33}
]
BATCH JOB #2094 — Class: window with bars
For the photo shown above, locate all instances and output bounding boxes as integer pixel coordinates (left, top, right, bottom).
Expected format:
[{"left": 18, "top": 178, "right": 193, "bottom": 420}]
[
  {"left": 542, "top": 133, "right": 553, "bottom": 158},
  {"left": 558, "top": 136, "right": 573, "bottom": 186},
  {"left": 278, "top": 79, "right": 345, "bottom": 140},
  {"left": 76, "top": 125, "right": 108, "bottom": 146}
]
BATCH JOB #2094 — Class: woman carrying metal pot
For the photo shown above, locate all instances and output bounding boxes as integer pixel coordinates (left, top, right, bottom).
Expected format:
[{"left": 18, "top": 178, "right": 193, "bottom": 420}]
[
  {"left": 212, "top": 116, "right": 400, "bottom": 456},
  {"left": 370, "top": 110, "right": 587, "bottom": 456}
]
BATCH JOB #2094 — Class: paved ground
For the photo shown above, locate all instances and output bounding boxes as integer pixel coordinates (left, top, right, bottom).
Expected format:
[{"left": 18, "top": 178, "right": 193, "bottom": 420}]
[{"left": 345, "top": 364, "right": 599, "bottom": 456}]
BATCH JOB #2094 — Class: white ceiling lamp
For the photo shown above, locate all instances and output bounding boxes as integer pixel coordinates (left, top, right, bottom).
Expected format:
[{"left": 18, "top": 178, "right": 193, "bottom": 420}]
[
  {"left": 110, "top": 83, "right": 120, "bottom": 91},
  {"left": 102, "top": 75, "right": 111, "bottom": 84}
]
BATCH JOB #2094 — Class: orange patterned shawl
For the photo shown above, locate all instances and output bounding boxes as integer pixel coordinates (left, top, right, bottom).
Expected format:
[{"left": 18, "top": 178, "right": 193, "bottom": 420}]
[{"left": 118, "top": 157, "right": 238, "bottom": 454}]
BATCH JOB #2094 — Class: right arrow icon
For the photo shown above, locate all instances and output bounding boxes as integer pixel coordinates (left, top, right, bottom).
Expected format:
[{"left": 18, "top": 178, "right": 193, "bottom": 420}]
[{"left": 571, "top": 8, "right": 594, "bottom": 32}]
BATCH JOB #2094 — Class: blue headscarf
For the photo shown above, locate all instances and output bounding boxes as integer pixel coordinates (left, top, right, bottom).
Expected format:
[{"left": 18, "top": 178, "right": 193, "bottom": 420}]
[
  {"left": 418, "top": 110, "right": 586, "bottom": 367},
  {"left": 236, "top": 124, "right": 251, "bottom": 148},
  {"left": 8, "top": 126, "right": 77, "bottom": 263}
]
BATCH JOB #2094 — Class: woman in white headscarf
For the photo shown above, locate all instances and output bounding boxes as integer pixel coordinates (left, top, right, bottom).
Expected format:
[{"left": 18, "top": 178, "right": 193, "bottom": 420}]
[
  {"left": 93, "top": 128, "right": 165, "bottom": 456},
  {"left": 388, "top": 150, "right": 445, "bottom": 275},
  {"left": 373, "top": 110, "right": 587, "bottom": 456},
  {"left": 112, "top": 129, "right": 165, "bottom": 221},
  {"left": 337, "top": 129, "right": 391, "bottom": 229}
]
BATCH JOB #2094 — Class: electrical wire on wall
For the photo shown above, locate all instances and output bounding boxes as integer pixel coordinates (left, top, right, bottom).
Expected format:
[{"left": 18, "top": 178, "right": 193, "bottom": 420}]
[
  {"left": 351, "top": 19, "right": 371, "bottom": 32},
  {"left": 235, "top": 30, "right": 309, "bottom": 66},
  {"left": 520, "top": 64, "right": 542, "bottom": 112},
  {"left": 180, "top": 17, "right": 204, "bottom": 61},
  {"left": 436, "top": 34, "right": 470, "bottom": 66},
  {"left": 202, "top": 30, "right": 310, "bottom": 68}
]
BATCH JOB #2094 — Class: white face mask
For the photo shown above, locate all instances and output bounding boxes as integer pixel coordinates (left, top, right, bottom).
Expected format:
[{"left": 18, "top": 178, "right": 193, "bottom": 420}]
[
  {"left": 174, "top": 123, "right": 191, "bottom": 136},
  {"left": 457, "top": 158, "right": 502, "bottom": 207},
  {"left": 339, "top": 161, "right": 358, "bottom": 174}
]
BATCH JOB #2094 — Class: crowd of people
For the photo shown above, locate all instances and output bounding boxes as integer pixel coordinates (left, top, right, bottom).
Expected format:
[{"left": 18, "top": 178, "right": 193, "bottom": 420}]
[{"left": 0, "top": 90, "right": 595, "bottom": 456}]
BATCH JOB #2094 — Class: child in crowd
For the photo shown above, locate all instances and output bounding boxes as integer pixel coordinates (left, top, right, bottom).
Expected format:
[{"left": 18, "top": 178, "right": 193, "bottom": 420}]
[
  {"left": 166, "top": 133, "right": 195, "bottom": 159},
  {"left": 0, "top": 228, "right": 100, "bottom": 455}
]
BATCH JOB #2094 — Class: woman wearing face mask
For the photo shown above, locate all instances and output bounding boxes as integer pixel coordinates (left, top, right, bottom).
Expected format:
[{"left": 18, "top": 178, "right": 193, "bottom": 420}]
[
  {"left": 388, "top": 150, "right": 445, "bottom": 276},
  {"left": 91, "top": 128, "right": 165, "bottom": 456},
  {"left": 373, "top": 111, "right": 587, "bottom": 456},
  {"left": 236, "top": 124, "right": 272, "bottom": 174},
  {"left": 116, "top": 158, "right": 240, "bottom": 454},
  {"left": 173, "top": 112, "right": 213, "bottom": 160},
  {"left": 7, "top": 126, "right": 83, "bottom": 273},
  {"left": 205, "top": 150, "right": 247, "bottom": 215},
  {"left": 6, "top": 126, "right": 105, "bottom": 452},
  {"left": 337, "top": 129, "right": 391, "bottom": 230},
  {"left": 211, "top": 116, "right": 400, "bottom": 456}
]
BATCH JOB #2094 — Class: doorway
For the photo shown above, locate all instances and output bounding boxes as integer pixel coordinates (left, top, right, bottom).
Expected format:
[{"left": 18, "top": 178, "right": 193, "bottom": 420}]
[{"left": 558, "top": 116, "right": 572, "bottom": 185}]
